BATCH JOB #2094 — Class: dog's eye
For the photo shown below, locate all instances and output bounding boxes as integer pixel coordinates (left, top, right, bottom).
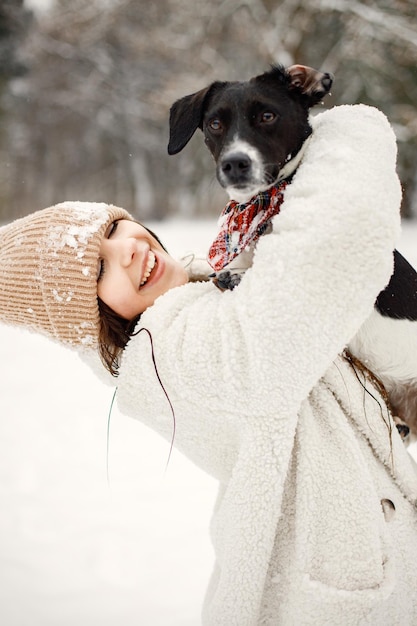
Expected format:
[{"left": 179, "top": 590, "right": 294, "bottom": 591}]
[
  {"left": 261, "top": 111, "right": 276, "bottom": 123},
  {"left": 208, "top": 118, "right": 222, "bottom": 132}
]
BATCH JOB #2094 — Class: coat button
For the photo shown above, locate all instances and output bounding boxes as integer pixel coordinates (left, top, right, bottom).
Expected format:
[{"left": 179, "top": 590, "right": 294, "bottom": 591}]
[{"left": 381, "top": 498, "right": 396, "bottom": 522}]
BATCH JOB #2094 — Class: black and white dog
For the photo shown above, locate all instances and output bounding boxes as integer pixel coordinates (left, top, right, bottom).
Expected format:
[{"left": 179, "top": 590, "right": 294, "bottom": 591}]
[{"left": 168, "top": 64, "right": 417, "bottom": 439}]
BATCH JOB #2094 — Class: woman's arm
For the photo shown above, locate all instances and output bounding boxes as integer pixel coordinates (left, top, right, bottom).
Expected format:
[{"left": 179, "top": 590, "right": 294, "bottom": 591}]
[
  {"left": 120, "top": 105, "right": 401, "bottom": 427},
  {"left": 234, "top": 104, "right": 402, "bottom": 412}
]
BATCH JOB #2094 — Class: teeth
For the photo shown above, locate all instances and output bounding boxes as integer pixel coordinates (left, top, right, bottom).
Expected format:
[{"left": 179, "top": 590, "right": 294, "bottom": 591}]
[{"left": 140, "top": 251, "right": 156, "bottom": 286}]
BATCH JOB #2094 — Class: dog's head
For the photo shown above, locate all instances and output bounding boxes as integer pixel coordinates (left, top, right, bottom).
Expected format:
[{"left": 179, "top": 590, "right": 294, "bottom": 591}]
[{"left": 168, "top": 64, "right": 333, "bottom": 202}]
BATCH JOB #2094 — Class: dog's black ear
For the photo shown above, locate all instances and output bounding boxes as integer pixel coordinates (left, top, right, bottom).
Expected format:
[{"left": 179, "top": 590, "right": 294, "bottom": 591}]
[
  {"left": 168, "top": 83, "right": 224, "bottom": 155},
  {"left": 287, "top": 64, "right": 333, "bottom": 107}
]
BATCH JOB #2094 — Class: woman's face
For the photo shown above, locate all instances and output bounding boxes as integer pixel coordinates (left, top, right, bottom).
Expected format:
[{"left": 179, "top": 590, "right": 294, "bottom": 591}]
[{"left": 97, "top": 219, "right": 188, "bottom": 319}]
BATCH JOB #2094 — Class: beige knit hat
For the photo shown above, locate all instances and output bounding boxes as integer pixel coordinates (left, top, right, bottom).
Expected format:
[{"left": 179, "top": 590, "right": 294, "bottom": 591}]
[{"left": 0, "top": 201, "right": 134, "bottom": 348}]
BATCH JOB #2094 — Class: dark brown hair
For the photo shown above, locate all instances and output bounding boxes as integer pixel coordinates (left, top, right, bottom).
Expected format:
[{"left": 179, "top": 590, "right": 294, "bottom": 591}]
[{"left": 97, "top": 297, "right": 140, "bottom": 376}]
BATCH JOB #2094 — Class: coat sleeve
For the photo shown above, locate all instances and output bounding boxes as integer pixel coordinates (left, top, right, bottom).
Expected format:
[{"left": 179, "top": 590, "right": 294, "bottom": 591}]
[{"left": 119, "top": 105, "right": 402, "bottom": 427}]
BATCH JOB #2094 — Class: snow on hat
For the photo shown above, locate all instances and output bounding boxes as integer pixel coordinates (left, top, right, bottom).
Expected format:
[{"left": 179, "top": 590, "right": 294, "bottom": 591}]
[{"left": 0, "top": 201, "right": 133, "bottom": 348}]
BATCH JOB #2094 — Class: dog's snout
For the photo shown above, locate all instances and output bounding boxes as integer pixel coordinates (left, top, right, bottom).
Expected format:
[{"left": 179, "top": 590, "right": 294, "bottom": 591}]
[{"left": 221, "top": 152, "right": 251, "bottom": 184}]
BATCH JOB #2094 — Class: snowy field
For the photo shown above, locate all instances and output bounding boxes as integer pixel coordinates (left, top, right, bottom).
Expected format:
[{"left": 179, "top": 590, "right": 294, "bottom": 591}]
[{"left": 0, "top": 218, "right": 416, "bottom": 626}]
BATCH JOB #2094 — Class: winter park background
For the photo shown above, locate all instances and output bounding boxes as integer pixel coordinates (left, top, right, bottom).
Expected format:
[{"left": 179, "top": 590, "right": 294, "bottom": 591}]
[
  {"left": 1, "top": 1, "right": 417, "bottom": 625},
  {"left": 1, "top": 219, "right": 417, "bottom": 626}
]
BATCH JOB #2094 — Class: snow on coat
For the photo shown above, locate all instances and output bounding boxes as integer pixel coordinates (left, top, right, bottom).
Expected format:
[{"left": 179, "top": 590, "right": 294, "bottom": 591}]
[{"left": 115, "top": 105, "right": 417, "bottom": 625}]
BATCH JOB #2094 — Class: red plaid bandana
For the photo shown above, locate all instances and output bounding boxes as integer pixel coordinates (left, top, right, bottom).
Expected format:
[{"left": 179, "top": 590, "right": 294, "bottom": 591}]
[{"left": 208, "top": 182, "right": 287, "bottom": 271}]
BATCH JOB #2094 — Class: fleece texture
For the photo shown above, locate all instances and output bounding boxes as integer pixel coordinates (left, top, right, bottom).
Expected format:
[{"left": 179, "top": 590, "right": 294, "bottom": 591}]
[{"left": 115, "top": 105, "right": 417, "bottom": 625}]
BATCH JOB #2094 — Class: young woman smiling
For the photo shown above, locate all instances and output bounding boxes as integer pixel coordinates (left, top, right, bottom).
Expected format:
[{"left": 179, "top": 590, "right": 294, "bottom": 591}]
[{"left": 97, "top": 219, "right": 188, "bottom": 320}]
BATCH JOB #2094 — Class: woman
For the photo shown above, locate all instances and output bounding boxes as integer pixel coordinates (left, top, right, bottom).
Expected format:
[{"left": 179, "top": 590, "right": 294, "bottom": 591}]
[{"left": 0, "top": 104, "right": 416, "bottom": 625}]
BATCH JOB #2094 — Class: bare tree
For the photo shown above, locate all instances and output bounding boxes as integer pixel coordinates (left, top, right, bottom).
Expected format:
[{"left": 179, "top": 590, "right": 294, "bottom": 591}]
[{"left": 1, "top": 0, "right": 416, "bottom": 221}]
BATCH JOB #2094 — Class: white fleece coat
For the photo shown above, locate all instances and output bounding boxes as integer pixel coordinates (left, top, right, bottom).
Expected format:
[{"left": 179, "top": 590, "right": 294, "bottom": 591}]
[{"left": 115, "top": 105, "right": 417, "bottom": 625}]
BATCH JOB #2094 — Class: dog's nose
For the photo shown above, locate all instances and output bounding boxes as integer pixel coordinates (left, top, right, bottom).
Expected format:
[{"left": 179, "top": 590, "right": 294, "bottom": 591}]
[{"left": 221, "top": 152, "right": 251, "bottom": 183}]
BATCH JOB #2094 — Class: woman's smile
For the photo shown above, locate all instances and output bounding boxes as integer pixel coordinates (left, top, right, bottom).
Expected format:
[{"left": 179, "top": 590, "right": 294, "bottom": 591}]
[
  {"left": 97, "top": 219, "right": 188, "bottom": 319},
  {"left": 140, "top": 250, "right": 156, "bottom": 287}
]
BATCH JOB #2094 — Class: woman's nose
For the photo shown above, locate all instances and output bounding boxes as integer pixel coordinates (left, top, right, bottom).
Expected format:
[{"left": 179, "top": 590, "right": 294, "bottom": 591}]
[{"left": 116, "top": 238, "right": 137, "bottom": 267}]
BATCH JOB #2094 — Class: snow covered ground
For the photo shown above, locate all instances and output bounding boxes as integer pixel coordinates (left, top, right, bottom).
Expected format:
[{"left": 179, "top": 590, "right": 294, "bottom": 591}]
[{"left": 0, "top": 218, "right": 416, "bottom": 626}]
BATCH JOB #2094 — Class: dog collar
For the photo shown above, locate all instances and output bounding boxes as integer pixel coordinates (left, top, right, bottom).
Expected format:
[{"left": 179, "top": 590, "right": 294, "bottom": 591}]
[
  {"left": 208, "top": 181, "right": 287, "bottom": 272},
  {"left": 278, "top": 134, "right": 312, "bottom": 182}
]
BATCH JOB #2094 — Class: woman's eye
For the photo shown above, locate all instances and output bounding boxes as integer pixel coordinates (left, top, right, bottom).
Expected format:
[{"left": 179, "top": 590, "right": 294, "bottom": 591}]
[
  {"left": 104, "top": 220, "right": 119, "bottom": 239},
  {"left": 109, "top": 220, "right": 119, "bottom": 238},
  {"left": 209, "top": 118, "right": 222, "bottom": 132},
  {"left": 261, "top": 111, "right": 276, "bottom": 123}
]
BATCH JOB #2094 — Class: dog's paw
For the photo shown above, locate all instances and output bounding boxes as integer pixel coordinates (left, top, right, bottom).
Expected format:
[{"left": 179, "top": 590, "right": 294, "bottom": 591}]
[{"left": 211, "top": 270, "right": 243, "bottom": 291}]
